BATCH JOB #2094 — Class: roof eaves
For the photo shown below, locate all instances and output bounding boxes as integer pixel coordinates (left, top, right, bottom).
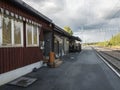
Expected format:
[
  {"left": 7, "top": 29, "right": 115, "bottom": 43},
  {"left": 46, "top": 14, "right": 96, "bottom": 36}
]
[{"left": 11, "top": 0, "right": 52, "bottom": 23}]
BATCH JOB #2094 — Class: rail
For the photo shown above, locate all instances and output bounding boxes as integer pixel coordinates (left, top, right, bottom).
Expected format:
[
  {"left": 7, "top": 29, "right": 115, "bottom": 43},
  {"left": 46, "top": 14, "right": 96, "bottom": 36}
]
[{"left": 92, "top": 47, "right": 120, "bottom": 73}]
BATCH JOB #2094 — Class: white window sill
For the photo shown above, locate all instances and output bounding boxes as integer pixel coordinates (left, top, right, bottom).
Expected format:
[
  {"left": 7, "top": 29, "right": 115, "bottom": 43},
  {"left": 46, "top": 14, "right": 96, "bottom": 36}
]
[
  {"left": 0, "top": 44, "right": 24, "bottom": 48},
  {"left": 26, "top": 45, "right": 39, "bottom": 47}
]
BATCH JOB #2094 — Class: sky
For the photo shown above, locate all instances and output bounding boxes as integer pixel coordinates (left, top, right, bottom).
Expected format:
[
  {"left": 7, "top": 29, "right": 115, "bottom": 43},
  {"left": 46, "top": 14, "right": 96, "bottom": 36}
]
[{"left": 22, "top": 0, "right": 120, "bottom": 43}]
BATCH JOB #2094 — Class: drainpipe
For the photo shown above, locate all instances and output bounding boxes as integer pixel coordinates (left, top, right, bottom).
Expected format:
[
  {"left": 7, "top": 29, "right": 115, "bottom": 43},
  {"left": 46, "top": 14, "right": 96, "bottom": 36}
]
[{"left": 52, "top": 24, "right": 55, "bottom": 52}]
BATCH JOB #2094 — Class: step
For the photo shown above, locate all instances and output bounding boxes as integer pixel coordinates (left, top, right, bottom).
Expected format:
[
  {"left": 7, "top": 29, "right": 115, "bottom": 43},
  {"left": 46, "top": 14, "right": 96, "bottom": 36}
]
[{"left": 49, "top": 59, "right": 63, "bottom": 68}]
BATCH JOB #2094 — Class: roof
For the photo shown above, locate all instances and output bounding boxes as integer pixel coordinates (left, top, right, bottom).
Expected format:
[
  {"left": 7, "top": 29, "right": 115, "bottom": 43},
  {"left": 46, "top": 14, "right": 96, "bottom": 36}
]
[
  {"left": 54, "top": 25, "right": 82, "bottom": 41},
  {"left": 9, "top": 0, "right": 81, "bottom": 41},
  {"left": 10, "top": 0, "right": 52, "bottom": 23},
  {"left": 54, "top": 25, "right": 71, "bottom": 37},
  {"left": 69, "top": 36, "right": 82, "bottom": 41}
]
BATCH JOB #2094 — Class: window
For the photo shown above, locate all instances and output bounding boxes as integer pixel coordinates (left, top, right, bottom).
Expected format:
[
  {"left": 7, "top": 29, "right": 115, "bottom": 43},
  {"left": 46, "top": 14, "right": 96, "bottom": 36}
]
[
  {"left": 0, "top": 14, "right": 2, "bottom": 45},
  {"left": 33, "top": 25, "right": 38, "bottom": 44},
  {"left": 14, "top": 20, "right": 23, "bottom": 45},
  {"left": 0, "top": 14, "right": 23, "bottom": 47},
  {"left": 26, "top": 23, "right": 39, "bottom": 46},
  {"left": 2, "top": 16, "right": 12, "bottom": 45},
  {"left": 26, "top": 24, "right": 32, "bottom": 45}
]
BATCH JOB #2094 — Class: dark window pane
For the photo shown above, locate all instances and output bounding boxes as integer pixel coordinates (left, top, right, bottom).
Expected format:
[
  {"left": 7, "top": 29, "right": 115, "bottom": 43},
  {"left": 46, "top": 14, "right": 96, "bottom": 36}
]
[
  {"left": 2, "top": 16, "right": 11, "bottom": 45},
  {"left": 26, "top": 24, "right": 32, "bottom": 45},
  {"left": 33, "top": 25, "right": 37, "bottom": 44},
  {"left": 14, "top": 20, "right": 23, "bottom": 45}
]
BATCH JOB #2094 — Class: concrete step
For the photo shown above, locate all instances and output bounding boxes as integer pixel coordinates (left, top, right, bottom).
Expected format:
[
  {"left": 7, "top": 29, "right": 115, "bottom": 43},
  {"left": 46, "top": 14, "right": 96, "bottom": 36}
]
[
  {"left": 49, "top": 59, "right": 63, "bottom": 68},
  {"left": 54, "top": 59, "right": 63, "bottom": 68}
]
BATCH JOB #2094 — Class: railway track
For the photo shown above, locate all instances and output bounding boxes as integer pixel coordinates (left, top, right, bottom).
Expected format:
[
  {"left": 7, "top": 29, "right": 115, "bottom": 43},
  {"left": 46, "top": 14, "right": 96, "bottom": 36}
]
[
  {"left": 93, "top": 47, "right": 120, "bottom": 75},
  {"left": 94, "top": 47, "right": 120, "bottom": 61},
  {"left": 100, "top": 51, "right": 120, "bottom": 61},
  {"left": 97, "top": 46, "right": 120, "bottom": 53}
]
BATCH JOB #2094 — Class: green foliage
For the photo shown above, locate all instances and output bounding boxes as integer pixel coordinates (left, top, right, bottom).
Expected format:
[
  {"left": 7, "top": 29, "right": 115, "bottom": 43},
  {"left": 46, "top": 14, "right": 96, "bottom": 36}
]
[
  {"left": 64, "top": 26, "right": 73, "bottom": 35},
  {"left": 96, "top": 33, "right": 120, "bottom": 47},
  {"left": 97, "top": 41, "right": 109, "bottom": 47},
  {"left": 109, "top": 33, "right": 120, "bottom": 46}
]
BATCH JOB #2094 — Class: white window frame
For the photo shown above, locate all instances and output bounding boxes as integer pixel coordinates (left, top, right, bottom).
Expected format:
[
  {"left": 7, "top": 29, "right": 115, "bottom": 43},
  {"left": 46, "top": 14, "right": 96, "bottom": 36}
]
[
  {"left": 12, "top": 19, "right": 14, "bottom": 45},
  {"left": 0, "top": 14, "right": 2, "bottom": 46},
  {"left": 37, "top": 27, "right": 39, "bottom": 45},
  {"left": 0, "top": 14, "right": 24, "bottom": 47},
  {"left": 26, "top": 23, "right": 39, "bottom": 47},
  {"left": 32, "top": 26, "right": 34, "bottom": 45}
]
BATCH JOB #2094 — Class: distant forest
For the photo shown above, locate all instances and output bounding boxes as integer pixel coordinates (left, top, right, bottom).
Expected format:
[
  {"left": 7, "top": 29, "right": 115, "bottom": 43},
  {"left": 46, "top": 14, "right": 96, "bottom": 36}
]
[{"left": 96, "top": 33, "right": 120, "bottom": 47}]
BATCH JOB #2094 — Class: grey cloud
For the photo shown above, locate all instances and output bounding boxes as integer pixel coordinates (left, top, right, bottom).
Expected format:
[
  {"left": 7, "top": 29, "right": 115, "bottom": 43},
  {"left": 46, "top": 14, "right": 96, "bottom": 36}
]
[
  {"left": 104, "top": 1, "right": 120, "bottom": 20},
  {"left": 105, "top": 9, "right": 120, "bottom": 19},
  {"left": 23, "top": 0, "right": 65, "bottom": 14},
  {"left": 23, "top": 0, "right": 120, "bottom": 31},
  {"left": 22, "top": 0, "right": 120, "bottom": 42}
]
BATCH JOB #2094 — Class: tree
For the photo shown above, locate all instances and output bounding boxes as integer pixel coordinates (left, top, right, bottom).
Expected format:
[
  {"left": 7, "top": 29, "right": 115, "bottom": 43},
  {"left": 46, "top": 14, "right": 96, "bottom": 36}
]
[
  {"left": 64, "top": 26, "right": 73, "bottom": 35},
  {"left": 96, "top": 33, "right": 120, "bottom": 47},
  {"left": 109, "top": 33, "right": 120, "bottom": 46}
]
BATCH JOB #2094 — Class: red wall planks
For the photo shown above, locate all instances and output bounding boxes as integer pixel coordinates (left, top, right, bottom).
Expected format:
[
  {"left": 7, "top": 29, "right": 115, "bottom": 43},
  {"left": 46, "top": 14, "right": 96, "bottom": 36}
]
[
  {"left": 0, "top": 1, "right": 49, "bottom": 74},
  {"left": 0, "top": 47, "right": 43, "bottom": 74}
]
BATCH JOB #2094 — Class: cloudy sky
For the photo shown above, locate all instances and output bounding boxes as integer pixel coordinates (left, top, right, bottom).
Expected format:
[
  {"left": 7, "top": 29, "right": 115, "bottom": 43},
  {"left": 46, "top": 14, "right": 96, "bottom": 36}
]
[{"left": 23, "top": 0, "right": 120, "bottom": 43}]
